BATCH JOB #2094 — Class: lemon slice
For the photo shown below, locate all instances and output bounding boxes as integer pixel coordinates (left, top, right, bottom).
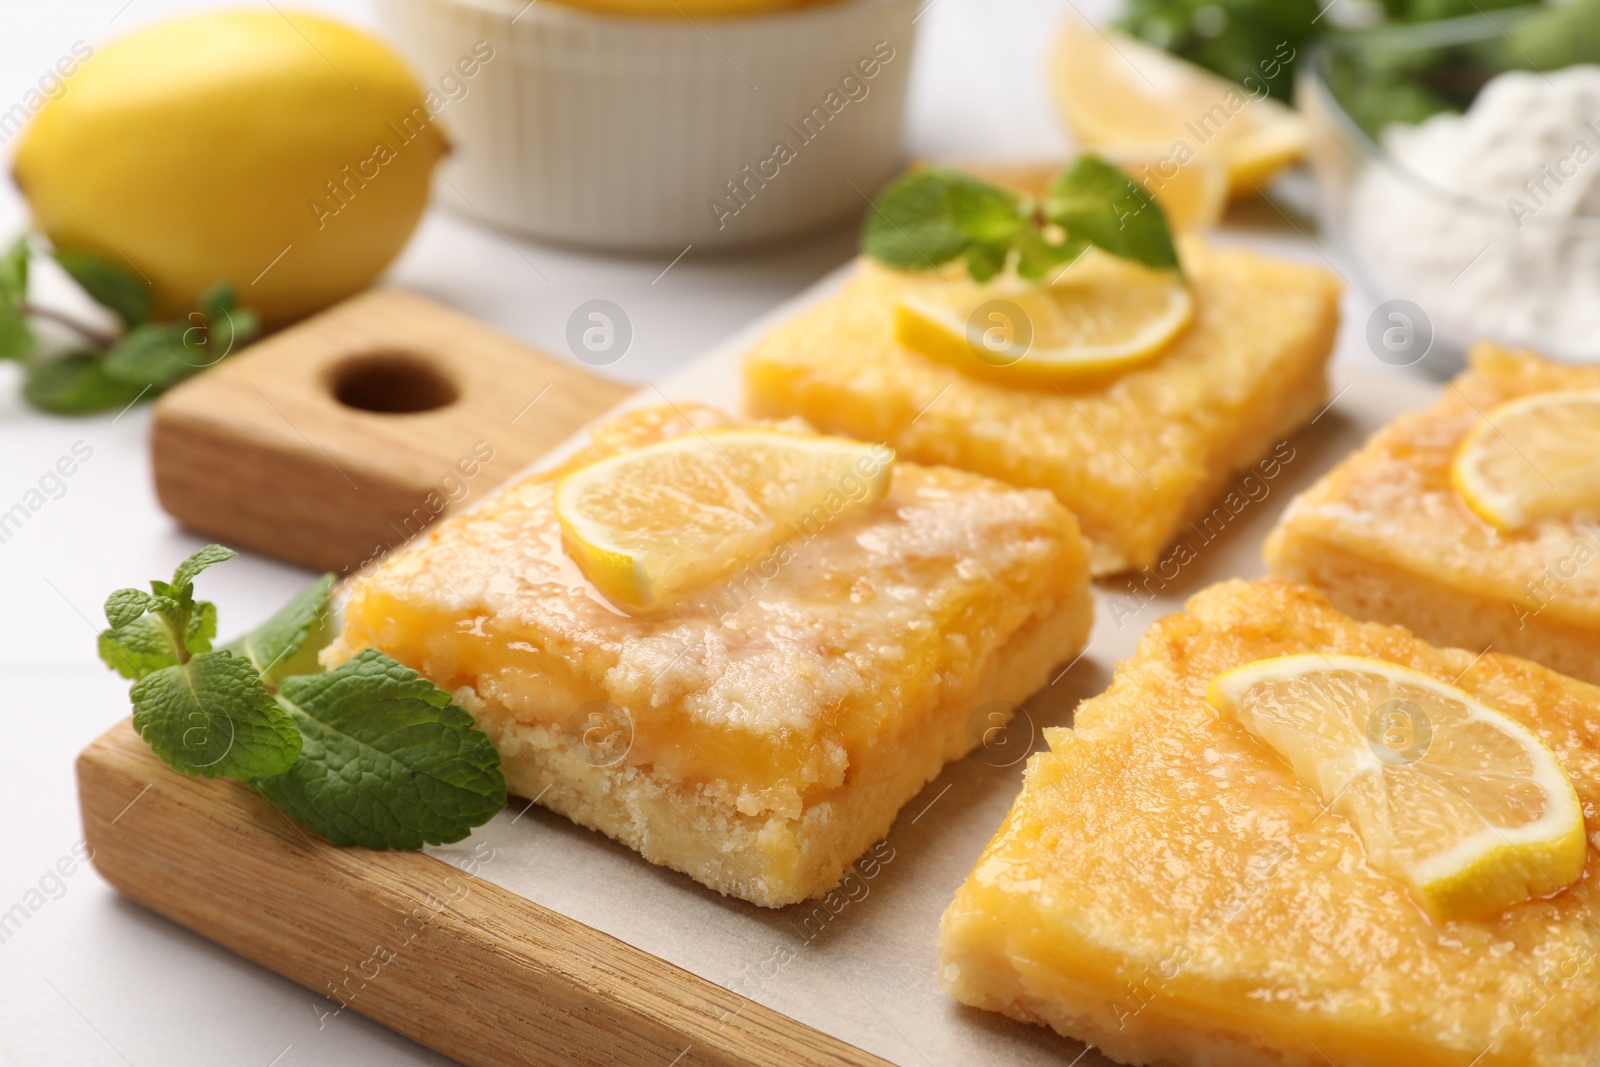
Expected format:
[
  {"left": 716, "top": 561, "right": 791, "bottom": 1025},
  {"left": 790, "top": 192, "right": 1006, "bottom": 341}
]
[
  {"left": 1049, "top": 21, "right": 1308, "bottom": 196},
  {"left": 554, "top": 429, "right": 892, "bottom": 608},
  {"left": 1451, "top": 391, "right": 1600, "bottom": 531},
  {"left": 893, "top": 252, "right": 1193, "bottom": 384},
  {"left": 1208, "top": 654, "right": 1586, "bottom": 921}
]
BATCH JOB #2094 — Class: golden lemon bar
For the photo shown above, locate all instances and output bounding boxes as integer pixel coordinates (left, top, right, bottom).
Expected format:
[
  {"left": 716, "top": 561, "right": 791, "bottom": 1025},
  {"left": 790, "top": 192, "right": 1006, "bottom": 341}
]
[
  {"left": 1267, "top": 345, "right": 1600, "bottom": 686},
  {"left": 940, "top": 579, "right": 1600, "bottom": 1067},
  {"left": 327, "top": 405, "right": 1093, "bottom": 906},
  {"left": 744, "top": 238, "right": 1341, "bottom": 574}
]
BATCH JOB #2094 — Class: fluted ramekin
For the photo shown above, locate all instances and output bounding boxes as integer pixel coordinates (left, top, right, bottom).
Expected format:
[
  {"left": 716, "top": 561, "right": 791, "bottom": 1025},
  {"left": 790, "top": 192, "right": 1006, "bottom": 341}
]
[{"left": 376, "top": 0, "right": 918, "bottom": 251}]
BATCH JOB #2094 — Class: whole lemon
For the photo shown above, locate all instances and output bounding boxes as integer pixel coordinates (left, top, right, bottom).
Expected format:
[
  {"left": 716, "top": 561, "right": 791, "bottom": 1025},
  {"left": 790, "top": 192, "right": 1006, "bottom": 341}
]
[{"left": 12, "top": 10, "right": 448, "bottom": 325}]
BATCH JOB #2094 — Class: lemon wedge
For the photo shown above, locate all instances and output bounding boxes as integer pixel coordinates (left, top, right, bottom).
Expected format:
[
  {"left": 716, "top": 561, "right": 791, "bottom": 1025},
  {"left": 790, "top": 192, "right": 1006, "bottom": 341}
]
[
  {"left": 554, "top": 429, "right": 892, "bottom": 608},
  {"left": 1049, "top": 21, "right": 1308, "bottom": 196},
  {"left": 1208, "top": 654, "right": 1586, "bottom": 922},
  {"left": 1451, "top": 391, "right": 1600, "bottom": 531},
  {"left": 893, "top": 252, "right": 1193, "bottom": 384}
]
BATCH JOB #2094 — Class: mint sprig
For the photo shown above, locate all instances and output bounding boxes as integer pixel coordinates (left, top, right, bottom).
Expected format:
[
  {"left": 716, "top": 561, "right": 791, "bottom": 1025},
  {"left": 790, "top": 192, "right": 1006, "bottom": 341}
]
[
  {"left": 100, "top": 546, "right": 301, "bottom": 779},
  {"left": 97, "top": 546, "right": 507, "bottom": 849},
  {"left": 1, "top": 238, "right": 259, "bottom": 416},
  {"left": 860, "top": 156, "right": 1180, "bottom": 282}
]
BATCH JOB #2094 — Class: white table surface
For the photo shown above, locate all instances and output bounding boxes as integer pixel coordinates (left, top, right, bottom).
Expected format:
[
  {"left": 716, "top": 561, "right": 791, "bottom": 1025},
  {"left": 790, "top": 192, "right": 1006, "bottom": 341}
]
[{"left": 0, "top": 2, "right": 1408, "bottom": 1064}]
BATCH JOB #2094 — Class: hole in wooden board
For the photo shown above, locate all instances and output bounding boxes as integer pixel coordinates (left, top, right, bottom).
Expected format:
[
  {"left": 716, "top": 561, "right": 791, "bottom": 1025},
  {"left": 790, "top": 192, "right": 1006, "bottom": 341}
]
[{"left": 329, "top": 351, "right": 459, "bottom": 413}]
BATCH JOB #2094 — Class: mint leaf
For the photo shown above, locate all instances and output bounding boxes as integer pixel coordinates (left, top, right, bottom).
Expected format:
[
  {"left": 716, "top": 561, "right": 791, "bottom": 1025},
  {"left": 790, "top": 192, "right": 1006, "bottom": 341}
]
[
  {"left": 197, "top": 286, "right": 258, "bottom": 364},
  {"left": 100, "top": 289, "right": 257, "bottom": 389},
  {"left": 22, "top": 351, "right": 148, "bottom": 415},
  {"left": 98, "top": 546, "right": 230, "bottom": 679},
  {"left": 1044, "top": 156, "right": 1180, "bottom": 273},
  {"left": 132, "top": 650, "right": 301, "bottom": 778},
  {"left": 100, "top": 616, "right": 182, "bottom": 681},
  {"left": 208, "top": 303, "right": 259, "bottom": 362},
  {"left": 1015, "top": 225, "right": 1085, "bottom": 282},
  {"left": 106, "top": 544, "right": 298, "bottom": 777},
  {"left": 0, "top": 299, "right": 33, "bottom": 361},
  {"left": 0, "top": 236, "right": 28, "bottom": 305},
  {"left": 948, "top": 177, "right": 1023, "bottom": 244},
  {"left": 963, "top": 241, "right": 1010, "bottom": 283},
  {"left": 255, "top": 649, "right": 506, "bottom": 849},
  {"left": 102, "top": 323, "right": 206, "bottom": 389},
  {"left": 861, "top": 170, "right": 1021, "bottom": 271},
  {"left": 104, "top": 588, "right": 156, "bottom": 630},
  {"left": 99, "top": 593, "right": 216, "bottom": 681},
  {"left": 171, "top": 544, "right": 236, "bottom": 589},
  {"left": 222, "top": 573, "right": 335, "bottom": 686},
  {"left": 204, "top": 288, "right": 258, "bottom": 362},
  {"left": 53, "top": 249, "right": 152, "bottom": 327}
]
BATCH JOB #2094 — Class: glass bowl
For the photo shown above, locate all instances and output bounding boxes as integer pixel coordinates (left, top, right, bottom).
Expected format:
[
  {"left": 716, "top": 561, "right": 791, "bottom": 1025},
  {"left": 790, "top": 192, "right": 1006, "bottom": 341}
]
[{"left": 1298, "top": 8, "right": 1600, "bottom": 374}]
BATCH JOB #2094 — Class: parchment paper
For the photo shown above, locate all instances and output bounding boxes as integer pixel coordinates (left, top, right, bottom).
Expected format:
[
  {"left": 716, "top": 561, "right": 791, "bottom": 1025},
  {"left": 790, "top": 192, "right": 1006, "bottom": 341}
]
[{"left": 426, "top": 269, "right": 1438, "bottom": 1066}]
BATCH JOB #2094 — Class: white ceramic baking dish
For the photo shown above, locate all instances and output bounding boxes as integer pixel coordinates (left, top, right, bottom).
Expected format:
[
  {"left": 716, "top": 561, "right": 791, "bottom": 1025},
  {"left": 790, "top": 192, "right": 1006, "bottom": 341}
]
[{"left": 377, "top": 0, "right": 918, "bottom": 251}]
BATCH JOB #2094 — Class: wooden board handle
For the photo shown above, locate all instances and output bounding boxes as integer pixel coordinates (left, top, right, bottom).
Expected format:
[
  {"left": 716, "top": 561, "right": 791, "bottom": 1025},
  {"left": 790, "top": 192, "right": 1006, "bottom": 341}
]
[{"left": 152, "top": 288, "right": 633, "bottom": 575}]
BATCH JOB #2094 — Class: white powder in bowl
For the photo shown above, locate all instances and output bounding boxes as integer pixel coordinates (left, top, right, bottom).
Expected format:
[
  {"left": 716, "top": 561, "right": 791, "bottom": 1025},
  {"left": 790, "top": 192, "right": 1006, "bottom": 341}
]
[{"left": 1350, "top": 66, "right": 1600, "bottom": 359}]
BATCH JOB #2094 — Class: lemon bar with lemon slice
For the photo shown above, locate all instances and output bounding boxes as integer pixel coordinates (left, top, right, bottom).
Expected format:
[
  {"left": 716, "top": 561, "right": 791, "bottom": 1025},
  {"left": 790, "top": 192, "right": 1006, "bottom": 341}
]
[
  {"left": 326, "top": 404, "right": 1093, "bottom": 906},
  {"left": 1267, "top": 345, "right": 1600, "bottom": 686},
  {"left": 745, "top": 238, "right": 1340, "bottom": 574},
  {"left": 941, "top": 579, "right": 1598, "bottom": 1067}
]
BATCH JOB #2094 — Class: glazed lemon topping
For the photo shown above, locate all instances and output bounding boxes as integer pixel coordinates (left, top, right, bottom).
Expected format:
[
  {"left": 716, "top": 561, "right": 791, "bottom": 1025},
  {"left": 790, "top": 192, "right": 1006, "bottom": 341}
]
[
  {"left": 1451, "top": 390, "right": 1600, "bottom": 531},
  {"left": 1208, "top": 653, "right": 1586, "bottom": 921},
  {"left": 553, "top": 428, "right": 892, "bottom": 608},
  {"left": 892, "top": 250, "right": 1194, "bottom": 384}
]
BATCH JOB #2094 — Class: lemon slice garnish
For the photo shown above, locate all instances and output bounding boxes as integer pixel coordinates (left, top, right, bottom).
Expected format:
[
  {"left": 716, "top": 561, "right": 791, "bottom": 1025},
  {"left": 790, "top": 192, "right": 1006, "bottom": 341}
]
[
  {"left": 1451, "top": 390, "right": 1600, "bottom": 531},
  {"left": 554, "top": 429, "right": 892, "bottom": 608},
  {"left": 1208, "top": 654, "right": 1586, "bottom": 922},
  {"left": 893, "top": 252, "right": 1193, "bottom": 384},
  {"left": 1049, "top": 20, "right": 1309, "bottom": 196}
]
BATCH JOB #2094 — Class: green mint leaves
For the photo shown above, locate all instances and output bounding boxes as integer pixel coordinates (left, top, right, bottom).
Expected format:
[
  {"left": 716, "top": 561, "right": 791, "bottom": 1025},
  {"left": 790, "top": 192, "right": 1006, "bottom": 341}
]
[
  {"left": 100, "top": 545, "right": 300, "bottom": 779},
  {"left": 860, "top": 170, "right": 1026, "bottom": 279},
  {"left": 98, "top": 545, "right": 233, "bottom": 681},
  {"left": 860, "top": 157, "right": 1179, "bottom": 283},
  {"left": 257, "top": 651, "right": 507, "bottom": 850},
  {"left": 1, "top": 238, "right": 259, "bottom": 416},
  {"left": 1044, "top": 157, "right": 1181, "bottom": 272},
  {"left": 98, "top": 546, "right": 506, "bottom": 849}
]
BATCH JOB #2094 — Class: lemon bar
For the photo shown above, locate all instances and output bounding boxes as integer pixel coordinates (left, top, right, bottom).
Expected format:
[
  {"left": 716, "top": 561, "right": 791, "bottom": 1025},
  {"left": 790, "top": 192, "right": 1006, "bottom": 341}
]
[
  {"left": 940, "top": 579, "right": 1600, "bottom": 1067},
  {"left": 327, "top": 405, "right": 1093, "bottom": 906},
  {"left": 1267, "top": 345, "right": 1600, "bottom": 686},
  {"left": 744, "top": 238, "right": 1341, "bottom": 574}
]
